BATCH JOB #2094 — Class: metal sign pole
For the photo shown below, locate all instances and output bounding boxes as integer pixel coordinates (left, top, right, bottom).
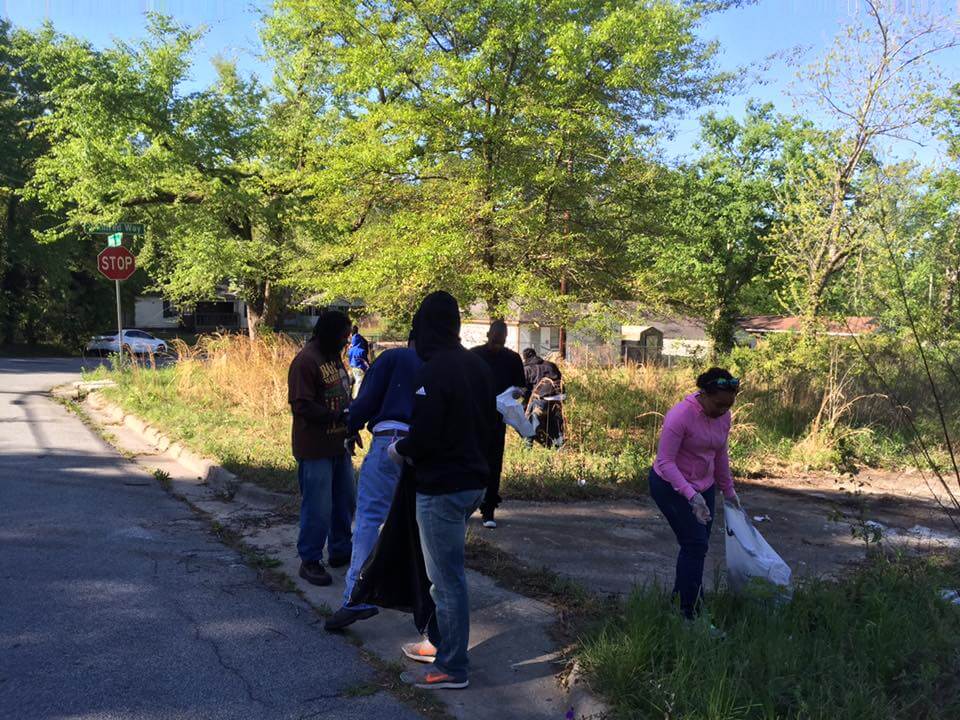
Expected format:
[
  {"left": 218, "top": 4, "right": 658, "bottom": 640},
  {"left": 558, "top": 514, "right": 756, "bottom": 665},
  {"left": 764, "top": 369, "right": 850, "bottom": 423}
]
[{"left": 115, "top": 279, "right": 123, "bottom": 367}]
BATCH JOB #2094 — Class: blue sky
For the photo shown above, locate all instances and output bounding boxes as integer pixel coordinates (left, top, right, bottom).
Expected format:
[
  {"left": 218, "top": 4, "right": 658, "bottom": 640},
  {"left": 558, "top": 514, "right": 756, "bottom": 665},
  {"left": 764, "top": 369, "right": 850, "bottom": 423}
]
[{"left": 4, "top": 0, "right": 959, "bottom": 164}]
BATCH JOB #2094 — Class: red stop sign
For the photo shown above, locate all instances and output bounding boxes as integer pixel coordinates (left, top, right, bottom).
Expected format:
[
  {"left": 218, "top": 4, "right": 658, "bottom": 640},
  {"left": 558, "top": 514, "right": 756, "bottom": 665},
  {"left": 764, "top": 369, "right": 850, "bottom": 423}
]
[{"left": 97, "top": 246, "right": 136, "bottom": 281}]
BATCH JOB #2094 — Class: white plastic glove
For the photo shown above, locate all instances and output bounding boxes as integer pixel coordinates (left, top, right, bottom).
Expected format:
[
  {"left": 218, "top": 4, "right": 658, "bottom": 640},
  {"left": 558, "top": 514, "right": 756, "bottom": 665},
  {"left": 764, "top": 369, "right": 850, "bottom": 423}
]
[
  {"left": 387, "top": 440, "right": 404, "bottom": 466},
  {"left": 690, "top": 493, "right": 712, "bottom": 525}
]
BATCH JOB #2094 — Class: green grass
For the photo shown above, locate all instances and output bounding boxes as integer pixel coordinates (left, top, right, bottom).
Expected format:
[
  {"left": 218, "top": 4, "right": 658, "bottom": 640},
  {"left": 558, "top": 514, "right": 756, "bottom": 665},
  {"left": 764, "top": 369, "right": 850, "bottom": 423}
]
[
  {"left": 98, "top": 366, "right": 298, "bottom": 492},
  {"left": 579, "top": 555, "right": 960, "bottom": 720},
  {"left": 502, "top": 439, "right": 652, "bottom": 499}
]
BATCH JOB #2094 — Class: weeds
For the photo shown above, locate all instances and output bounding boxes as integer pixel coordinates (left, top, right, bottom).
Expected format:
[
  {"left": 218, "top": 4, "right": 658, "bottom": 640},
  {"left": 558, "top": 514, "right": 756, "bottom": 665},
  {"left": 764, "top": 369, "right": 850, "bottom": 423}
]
[
  {"left": 92, "top": 331, "right": 953, "bottom": 498},
  {"left": 580, "top": 555, "right": 960, "bottom": 720},
  {"left": 152, "top": 468, "right": 172, "bottom": 490}
]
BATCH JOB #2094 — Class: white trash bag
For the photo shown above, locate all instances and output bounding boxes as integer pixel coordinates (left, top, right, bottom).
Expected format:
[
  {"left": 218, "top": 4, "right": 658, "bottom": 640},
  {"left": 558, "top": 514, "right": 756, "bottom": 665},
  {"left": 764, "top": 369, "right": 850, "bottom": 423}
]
[
  {"left": 495, "top": 387, "right": 539, "bottom": 438},
  {"left": 724, "top": 503, "right": 792, "bottom": 597}
]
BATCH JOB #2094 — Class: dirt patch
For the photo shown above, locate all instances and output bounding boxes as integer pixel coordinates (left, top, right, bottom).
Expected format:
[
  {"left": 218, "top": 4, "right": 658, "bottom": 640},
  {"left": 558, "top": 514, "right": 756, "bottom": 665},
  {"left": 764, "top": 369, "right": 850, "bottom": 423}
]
[{"left": 479, "top": 472, "right": 958, "bottom": 597}]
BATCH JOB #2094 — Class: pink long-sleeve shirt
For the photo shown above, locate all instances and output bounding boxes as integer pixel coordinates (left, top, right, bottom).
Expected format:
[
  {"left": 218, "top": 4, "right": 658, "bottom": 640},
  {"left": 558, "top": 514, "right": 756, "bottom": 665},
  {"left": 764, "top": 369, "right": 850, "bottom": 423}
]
[{"left": 653, "top": 393, "right": 735, "bottom": 502}]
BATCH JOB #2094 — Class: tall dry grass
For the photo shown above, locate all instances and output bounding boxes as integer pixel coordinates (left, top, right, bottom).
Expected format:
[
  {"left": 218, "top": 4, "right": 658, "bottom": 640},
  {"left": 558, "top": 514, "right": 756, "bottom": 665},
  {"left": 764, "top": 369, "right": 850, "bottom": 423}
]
[
  {"left": 96, "top": 332, "right": 936, "bottom": 496},
  {"left": 105, "top": 334, "right": 305, "bottom": 491},
  {"left": 165, "top": 334, "right": 298, "bottom": 418}
]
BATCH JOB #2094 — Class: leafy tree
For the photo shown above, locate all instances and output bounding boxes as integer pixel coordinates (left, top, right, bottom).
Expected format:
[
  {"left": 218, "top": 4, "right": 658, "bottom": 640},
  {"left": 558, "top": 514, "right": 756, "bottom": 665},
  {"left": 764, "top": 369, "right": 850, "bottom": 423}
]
[
  {"left": 930, "top": 83, "right": 960, "bottom": 328},
  {"left": 775, "top": 0, "right": 959, "bottom": 327},
  {"left": 0, "top": 20, "right": 120, "bottom": 348},
  {"left": 856, "top": 166, "right": 960, "bottom": 334},
  {"left": 265, "top": 0, "right": 736, "bottom": 334},
  {"left": 20, "top": 15, "right": 312, "bottom": 338},
  {"left": 635, "top": 103, "right": 789, "bottom": 354}
]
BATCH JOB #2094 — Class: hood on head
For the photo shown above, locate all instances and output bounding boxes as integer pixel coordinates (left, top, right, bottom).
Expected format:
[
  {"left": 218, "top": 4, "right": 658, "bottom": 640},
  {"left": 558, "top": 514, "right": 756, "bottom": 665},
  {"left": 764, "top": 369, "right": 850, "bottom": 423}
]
[{"left": 411, "top": 291, "right": 461, "bottom": 360}]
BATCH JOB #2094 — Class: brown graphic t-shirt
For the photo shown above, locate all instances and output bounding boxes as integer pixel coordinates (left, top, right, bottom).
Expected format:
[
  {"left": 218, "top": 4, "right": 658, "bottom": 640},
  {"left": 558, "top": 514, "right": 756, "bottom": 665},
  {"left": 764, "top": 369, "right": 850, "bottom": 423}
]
[{"left": 287, "top": 341, "right": 352, "bottom": 460}]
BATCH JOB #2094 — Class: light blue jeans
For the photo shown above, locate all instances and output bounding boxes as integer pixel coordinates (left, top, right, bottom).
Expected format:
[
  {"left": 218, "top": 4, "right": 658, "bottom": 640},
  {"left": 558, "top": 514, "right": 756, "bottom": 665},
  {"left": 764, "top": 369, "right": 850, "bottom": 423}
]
[
  {"left": 343, "top": 435, "right": 404, "bottom": 606},
  {"left": 416, "top": 488, "right": 486, "bottom": 681},
  {"left": 297, "top": 453, "right": 356, "bottom": 564}
]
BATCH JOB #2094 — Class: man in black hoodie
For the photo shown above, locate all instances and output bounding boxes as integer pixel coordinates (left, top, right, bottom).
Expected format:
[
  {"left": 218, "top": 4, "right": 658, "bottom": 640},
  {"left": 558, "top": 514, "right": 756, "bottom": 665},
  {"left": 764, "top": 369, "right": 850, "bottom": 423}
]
[
  {"left": 389, "top": 291, "right": 497, "bottom": 691},
  {"left": 471, "top": 320, "right": 526, "bottom": 528}
]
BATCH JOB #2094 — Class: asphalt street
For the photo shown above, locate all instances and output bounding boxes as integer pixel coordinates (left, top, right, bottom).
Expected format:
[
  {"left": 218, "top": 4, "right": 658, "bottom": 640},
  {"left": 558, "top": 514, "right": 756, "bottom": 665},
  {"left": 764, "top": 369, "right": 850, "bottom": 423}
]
[{"left": 0, "top": 358, "right": 422, "bottom": 720}]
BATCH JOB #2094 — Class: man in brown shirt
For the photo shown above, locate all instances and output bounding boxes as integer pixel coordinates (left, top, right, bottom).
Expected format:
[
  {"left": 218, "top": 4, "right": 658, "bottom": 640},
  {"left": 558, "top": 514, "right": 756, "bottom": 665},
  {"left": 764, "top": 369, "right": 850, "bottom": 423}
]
[{"left": 288, "top": 310, "right": 356, "bottom": 587}]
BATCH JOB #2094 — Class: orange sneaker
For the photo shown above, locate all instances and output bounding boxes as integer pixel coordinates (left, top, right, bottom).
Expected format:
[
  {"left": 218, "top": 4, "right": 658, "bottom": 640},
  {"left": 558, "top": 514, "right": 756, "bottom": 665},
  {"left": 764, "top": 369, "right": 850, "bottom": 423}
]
[
  {"left": 399, "top": 667, "right": 468, "bottom": 690},
  {"left": 401, "top": 639, "right": 437, "bottom": 664}
]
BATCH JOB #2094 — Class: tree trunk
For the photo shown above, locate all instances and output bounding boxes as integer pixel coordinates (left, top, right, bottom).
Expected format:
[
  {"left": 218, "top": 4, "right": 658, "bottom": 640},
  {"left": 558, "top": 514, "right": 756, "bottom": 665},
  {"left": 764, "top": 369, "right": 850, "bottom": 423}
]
[
  {"left": 944, "top": 261, "right": 960, "bottom": 329},
  {"left": 558, "top": 150, "right": 574, "bottom": 360},
  {"left": 708, "top": 304, "right": 736, "bottom": 358},
  {"left": 244, "top": 279, "right": 289, "bottom": 339},
  {"left": 558, "top": 273, "right": 567, "bottom": 360},
  {"left": 262, "top": 281, "right": 288, "bottom": 331},
  {"left": 245, "top": 302, "right": 263, "bottom": 340},
  {"left": 244, "top": 280, "right": 267, "bottom": 340}
]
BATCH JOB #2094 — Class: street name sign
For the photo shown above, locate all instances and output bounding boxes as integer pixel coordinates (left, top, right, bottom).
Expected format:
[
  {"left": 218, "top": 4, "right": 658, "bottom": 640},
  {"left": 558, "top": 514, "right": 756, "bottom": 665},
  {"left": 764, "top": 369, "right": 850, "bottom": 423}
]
[{"left": 89, "top": 223, "right": 145, "bottom": 235}]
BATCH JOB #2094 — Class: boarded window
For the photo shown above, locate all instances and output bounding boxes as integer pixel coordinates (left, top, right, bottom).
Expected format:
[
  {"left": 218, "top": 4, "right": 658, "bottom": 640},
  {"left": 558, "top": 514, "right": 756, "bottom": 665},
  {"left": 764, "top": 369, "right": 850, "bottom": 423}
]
[{"left": 548, "top": 326, "right": 560, "bottom": 349}]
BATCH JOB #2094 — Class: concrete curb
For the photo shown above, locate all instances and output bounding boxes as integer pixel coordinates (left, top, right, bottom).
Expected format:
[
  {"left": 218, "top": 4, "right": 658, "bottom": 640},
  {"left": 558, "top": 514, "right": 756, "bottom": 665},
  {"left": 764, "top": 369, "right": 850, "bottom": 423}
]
[{"left": 83, "top": 391, "right": 289, "bottom": 508}]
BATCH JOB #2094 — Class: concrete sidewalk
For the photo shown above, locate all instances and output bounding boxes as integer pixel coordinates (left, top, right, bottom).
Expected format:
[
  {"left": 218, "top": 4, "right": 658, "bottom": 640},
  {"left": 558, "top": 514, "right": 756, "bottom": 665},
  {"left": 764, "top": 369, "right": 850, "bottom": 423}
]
[{"left": 73, "top": 389, "right": 607, "bottom": 720}]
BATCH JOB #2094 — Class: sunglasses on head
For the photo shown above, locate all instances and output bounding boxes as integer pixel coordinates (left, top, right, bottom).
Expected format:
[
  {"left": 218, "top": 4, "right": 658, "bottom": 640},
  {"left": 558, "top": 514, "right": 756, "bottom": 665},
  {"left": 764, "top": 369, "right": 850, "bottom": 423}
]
[{"left": 708, "top": 377, "right": 741, "bottom": 390}]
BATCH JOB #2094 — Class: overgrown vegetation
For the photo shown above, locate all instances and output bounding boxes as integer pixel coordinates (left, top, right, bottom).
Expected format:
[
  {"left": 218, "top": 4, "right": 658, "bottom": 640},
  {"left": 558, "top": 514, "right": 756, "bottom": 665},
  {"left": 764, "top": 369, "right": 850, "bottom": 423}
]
[
  {"left": 579, "top": 555, "right": 960, "bottom": 720},
  {"left": 91, "top": 331, "right": 957, "bottom": 498}
]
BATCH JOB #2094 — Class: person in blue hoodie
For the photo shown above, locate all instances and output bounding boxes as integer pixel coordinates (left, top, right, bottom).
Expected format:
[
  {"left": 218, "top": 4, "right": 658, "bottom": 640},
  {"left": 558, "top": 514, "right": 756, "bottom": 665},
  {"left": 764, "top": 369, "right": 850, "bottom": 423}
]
[
  {"left": 324, "top": 333, "right": 423, "bottom": 631},
  {"left": 347, "top": 325, "right": 370, "bottom": 398}
]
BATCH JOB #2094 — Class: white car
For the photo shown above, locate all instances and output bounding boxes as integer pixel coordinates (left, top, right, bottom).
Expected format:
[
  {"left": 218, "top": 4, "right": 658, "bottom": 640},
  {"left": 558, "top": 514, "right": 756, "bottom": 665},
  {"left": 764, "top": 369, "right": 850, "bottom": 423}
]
[{"left": 86, "top": 329, "right": 168, "bottom": 356}]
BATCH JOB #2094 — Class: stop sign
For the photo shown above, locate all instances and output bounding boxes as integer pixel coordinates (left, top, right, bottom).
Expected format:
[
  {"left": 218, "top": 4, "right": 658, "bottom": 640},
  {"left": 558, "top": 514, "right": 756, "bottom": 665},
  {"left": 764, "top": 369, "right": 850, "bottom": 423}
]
[{"left": 97, "top": 246, "right": 136, "bottom": 281}]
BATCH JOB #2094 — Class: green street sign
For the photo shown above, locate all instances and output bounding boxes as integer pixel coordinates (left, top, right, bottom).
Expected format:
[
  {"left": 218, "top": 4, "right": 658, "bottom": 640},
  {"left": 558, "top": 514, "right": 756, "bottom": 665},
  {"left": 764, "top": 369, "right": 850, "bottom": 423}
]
[
  {"left": 107, "top": 233, "right": 122, "bottom": 247},
  {"left": 88, "top": 223, "right": 145, "bottom": 235}
]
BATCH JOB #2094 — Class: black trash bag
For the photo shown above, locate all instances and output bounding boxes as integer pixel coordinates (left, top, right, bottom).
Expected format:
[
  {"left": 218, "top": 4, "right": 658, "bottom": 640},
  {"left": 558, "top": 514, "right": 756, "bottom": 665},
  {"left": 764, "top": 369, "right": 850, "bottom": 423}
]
[{"left": 349, "top": 465, "right": 434, "bottom": 634}]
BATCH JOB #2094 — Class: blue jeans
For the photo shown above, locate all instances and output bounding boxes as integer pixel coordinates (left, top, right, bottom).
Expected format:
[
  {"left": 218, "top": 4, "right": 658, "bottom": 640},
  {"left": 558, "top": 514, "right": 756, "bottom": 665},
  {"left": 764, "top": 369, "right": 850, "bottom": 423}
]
[
  {"left": 342, "top": 435, "right": 404, "bottom": 606},
  {"left": 416, "top": 488, "right": 485, "bottom": 680},
  {"left": 648, "top": 468, "right": 715, "bottom": 618},
  {"left": 297, "top": 453, "right": 356, "bottom": 564}
]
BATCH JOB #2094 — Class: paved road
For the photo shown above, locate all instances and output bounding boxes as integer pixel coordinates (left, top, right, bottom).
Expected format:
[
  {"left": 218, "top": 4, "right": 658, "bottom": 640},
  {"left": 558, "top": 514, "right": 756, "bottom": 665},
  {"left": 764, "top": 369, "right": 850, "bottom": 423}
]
[{"left": 0, "top": 358, "right": 421, "bottom": 720}]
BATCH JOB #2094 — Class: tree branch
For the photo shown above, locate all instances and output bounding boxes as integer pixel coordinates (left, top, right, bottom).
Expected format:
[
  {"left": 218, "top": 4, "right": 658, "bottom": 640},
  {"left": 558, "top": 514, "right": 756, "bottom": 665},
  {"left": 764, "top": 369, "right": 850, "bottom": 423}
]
[{"left": 120, "top": 191, "right": 204, "bottom": 207}]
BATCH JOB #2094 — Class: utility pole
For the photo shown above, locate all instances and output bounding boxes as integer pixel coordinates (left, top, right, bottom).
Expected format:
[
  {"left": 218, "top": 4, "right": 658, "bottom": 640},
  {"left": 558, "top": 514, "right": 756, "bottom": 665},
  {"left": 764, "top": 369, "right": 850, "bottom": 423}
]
[{"left": 558, "top": 150, "right": 573, "bottom": 360}]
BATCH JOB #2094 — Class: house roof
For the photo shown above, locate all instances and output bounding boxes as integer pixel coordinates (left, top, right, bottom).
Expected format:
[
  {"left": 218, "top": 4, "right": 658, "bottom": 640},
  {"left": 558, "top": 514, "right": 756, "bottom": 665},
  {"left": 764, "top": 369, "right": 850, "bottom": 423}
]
[
  {"left": 302, "top": 296, "right": 366, "bottom": 309},
  {"left": 737, "top": 315, "right": 878, "bottom": 336},
  {"left": 622, "top": 315, "right": 707, "bottom": 341}
]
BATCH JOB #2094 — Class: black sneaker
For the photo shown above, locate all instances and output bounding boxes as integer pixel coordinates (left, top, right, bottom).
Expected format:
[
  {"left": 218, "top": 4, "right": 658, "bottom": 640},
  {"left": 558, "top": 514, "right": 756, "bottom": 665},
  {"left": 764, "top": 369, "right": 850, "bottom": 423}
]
[
  {"left": 324, "top": 604, "right": 379, "bottom": 632},
  {"left": 299, "top": 560, "right": 332, "bottom": 586},
  {"left": 328, "top": 554, "right": 351, "bottom": 569}
]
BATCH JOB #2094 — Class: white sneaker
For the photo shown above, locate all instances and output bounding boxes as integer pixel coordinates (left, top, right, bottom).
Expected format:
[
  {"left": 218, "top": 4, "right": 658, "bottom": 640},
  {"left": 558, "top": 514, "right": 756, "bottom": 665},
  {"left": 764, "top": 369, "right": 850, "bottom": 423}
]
[
  {"left": 402, "top": 640, "right": 437, "bottom": 663},
  {"left": 482, "top": 519, "right": 497, "bottom": 529}
]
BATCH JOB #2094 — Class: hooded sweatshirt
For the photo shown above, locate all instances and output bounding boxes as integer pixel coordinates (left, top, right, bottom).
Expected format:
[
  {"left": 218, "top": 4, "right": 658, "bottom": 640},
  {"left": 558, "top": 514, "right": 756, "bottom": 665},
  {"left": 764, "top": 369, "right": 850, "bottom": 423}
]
[
  {"left": 394, "top": 291, "right": 499, "bottom": 495},
  {"left": 653, "top": 393, "right": 735, "bottom": 501},
  {"left": 347, "top": 332, "right": 370, "bottom": 370}
]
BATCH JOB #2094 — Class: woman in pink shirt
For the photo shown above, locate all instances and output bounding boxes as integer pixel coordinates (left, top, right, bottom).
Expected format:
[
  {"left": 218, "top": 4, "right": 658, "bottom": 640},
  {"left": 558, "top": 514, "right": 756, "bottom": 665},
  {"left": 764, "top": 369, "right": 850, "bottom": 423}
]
[{"left": 650, "top": 367, "right": 741, "bottom": 619}]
